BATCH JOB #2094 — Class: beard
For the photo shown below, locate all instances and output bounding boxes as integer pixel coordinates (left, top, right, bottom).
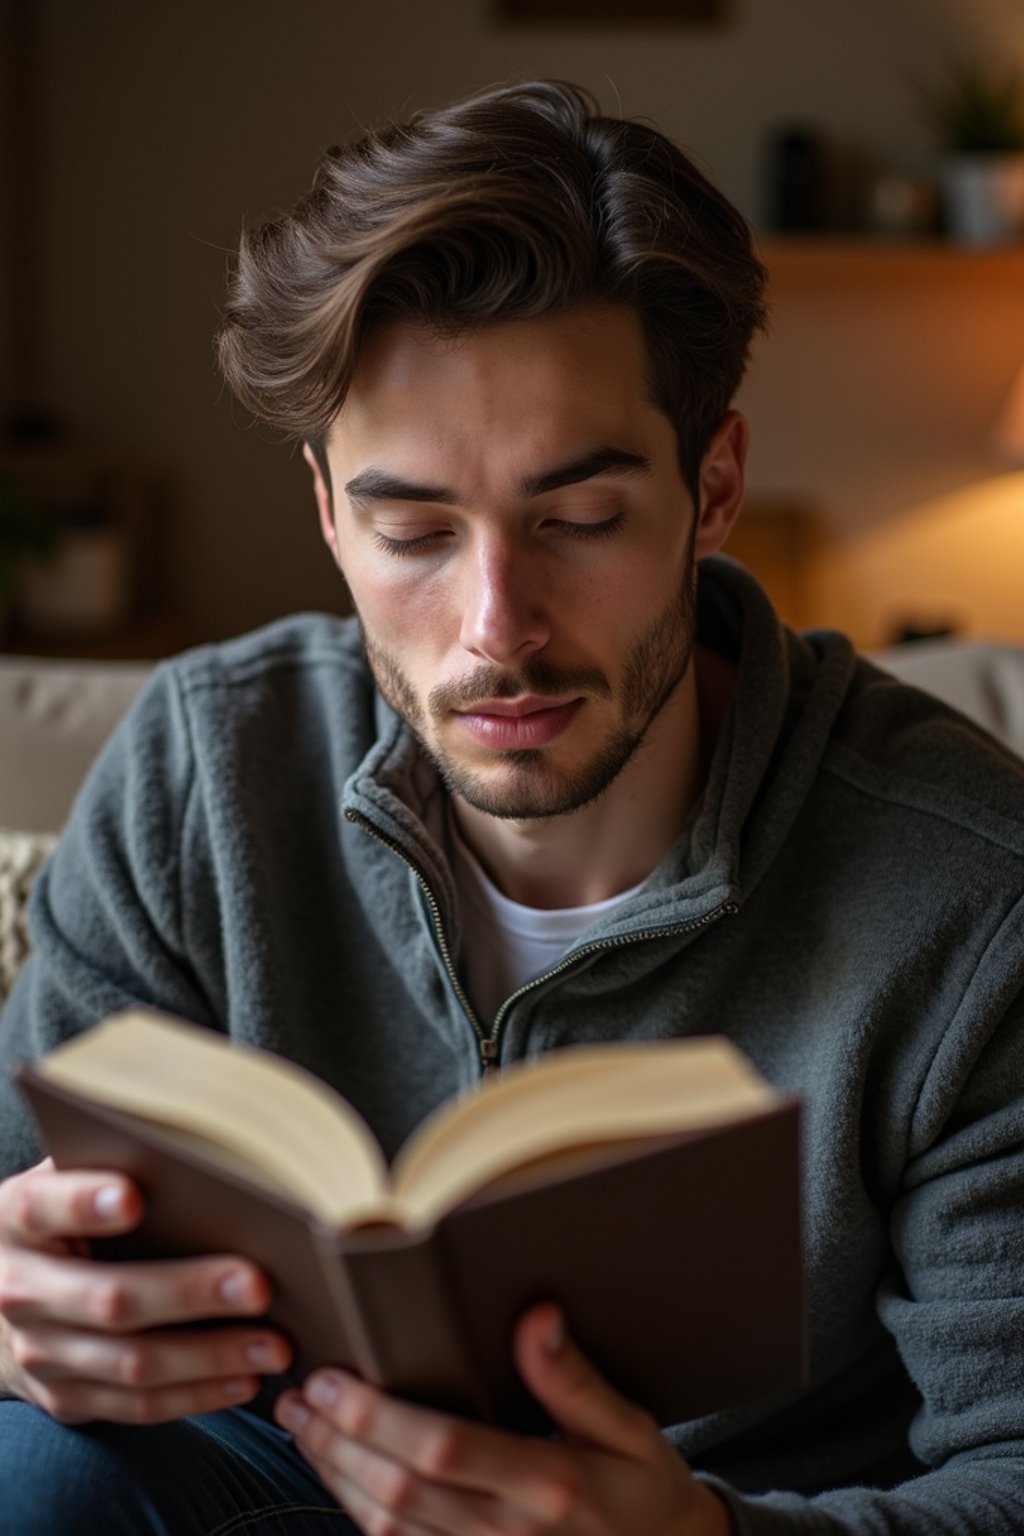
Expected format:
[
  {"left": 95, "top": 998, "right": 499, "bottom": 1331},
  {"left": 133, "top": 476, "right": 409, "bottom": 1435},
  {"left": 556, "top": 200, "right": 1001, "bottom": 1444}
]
[{"left": 361, "top": 551, "right": 699, "bottom": 822}]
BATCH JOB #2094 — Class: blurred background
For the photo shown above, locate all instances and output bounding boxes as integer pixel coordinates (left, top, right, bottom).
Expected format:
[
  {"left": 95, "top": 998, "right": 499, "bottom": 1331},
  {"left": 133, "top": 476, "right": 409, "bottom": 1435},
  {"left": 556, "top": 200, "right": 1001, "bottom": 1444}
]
[{"left": 2, "top": 0, "right": 1024, "bottom": 657}]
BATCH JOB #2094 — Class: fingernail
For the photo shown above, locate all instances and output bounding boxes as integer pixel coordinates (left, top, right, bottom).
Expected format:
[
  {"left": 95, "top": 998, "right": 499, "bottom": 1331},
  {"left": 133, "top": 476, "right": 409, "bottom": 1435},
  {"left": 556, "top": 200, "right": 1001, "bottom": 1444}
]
[
  {"left": 246, "top": 1338, "right": 284, "bottom": 1371},
  {"left": 93, "top": 1185, "right": 125, "bottom": 1221},
  {"left": 544, "top": 1308, "right": 566, "bottom": 1355},
  {"left": 278, "top": 1396, "right": 312, "bottom": 1432},
  {"left": 305, "top": 1372, "right": 340, "bottom": 1409},
  {"left": 218, "top": 1270, "right": 257, "bottom": 1308}
]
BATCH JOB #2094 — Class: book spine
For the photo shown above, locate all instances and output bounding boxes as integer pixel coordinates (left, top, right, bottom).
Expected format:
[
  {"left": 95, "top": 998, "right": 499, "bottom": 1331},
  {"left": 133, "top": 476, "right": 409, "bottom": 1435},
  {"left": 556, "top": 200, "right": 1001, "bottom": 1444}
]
[
  {"left": 307, "top": 1223, "right": 393, "bottom": 1384},
  {"left": 339, "top": 1227, "right": 492, "bottom": 1421}
]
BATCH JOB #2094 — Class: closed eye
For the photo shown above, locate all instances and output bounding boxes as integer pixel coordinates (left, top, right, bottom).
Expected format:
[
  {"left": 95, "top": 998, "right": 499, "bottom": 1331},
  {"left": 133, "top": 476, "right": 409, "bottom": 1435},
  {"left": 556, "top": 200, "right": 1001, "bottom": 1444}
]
[
  {"left": 372, "top": 514, "right": 624, "bottom": 555},
  {"left": 371, "top": 529, "right": 452, "bottom": 556},
  {"left": 547, "top": 512, "right": 625, "bottom": 540}
]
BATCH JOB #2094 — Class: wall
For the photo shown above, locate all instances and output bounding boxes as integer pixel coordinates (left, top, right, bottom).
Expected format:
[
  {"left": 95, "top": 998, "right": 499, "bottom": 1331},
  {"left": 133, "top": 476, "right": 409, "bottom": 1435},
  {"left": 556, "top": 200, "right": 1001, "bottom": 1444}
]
[
  {"left": 0, "top": 1, "right": 17, "bottom": 423},
  {"left": 9, "top": 0, "right": 1024, "bottom": 645},
  {"left": 737, "top": 251, "right": 1024, "bottom": 644},
  {"left": 808, "top": 471, "right": 1024, "bottom": 643}
]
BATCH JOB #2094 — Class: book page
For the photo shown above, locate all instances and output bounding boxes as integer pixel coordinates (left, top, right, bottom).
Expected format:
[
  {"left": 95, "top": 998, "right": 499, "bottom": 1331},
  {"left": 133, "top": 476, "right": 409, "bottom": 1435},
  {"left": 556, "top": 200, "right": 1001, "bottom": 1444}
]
[
  {"left": 391, "top": 1036, "right": 779, "bottom": 1226},
  {"left": 36, "top": 1012, "right": 391, "bottom": 1225}
]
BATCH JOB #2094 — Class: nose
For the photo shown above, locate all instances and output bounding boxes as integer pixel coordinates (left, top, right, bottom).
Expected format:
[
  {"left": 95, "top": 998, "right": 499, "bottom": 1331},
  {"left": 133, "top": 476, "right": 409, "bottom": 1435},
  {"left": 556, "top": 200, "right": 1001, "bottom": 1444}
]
[{"left": 458, "top": 532, "right": 551, "bottom": 666}]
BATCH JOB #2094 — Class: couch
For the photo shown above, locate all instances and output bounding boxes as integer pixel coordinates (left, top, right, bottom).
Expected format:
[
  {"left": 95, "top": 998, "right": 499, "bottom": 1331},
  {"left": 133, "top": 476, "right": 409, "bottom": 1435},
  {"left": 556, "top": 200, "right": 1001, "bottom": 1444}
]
[
  {"left": 1, "top": 639, "right": 1023, "bottom": 1008},
  {"left": 0, "top": 656, "right": 150, "bottom": 1004},
  {"left": 871, "top": 639, "right": 1024, "bottom": 759}
]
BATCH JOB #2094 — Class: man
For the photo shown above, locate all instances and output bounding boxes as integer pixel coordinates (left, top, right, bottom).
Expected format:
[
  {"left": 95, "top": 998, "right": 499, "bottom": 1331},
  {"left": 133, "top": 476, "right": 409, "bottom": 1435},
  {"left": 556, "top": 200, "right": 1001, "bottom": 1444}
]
[{"left": 1, "top": 79, "right": 1024, "bottom": 1535}]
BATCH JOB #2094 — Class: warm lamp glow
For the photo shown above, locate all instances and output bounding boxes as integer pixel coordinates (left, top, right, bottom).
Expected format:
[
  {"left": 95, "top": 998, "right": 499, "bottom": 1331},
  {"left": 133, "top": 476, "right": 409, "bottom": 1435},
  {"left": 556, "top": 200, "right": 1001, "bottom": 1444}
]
[
  {"left": 992, "top": 361, "right": 1024, "bottom": 460},
  {"left": 808, "top": 473, "right": 1024, "bottom": 648}
]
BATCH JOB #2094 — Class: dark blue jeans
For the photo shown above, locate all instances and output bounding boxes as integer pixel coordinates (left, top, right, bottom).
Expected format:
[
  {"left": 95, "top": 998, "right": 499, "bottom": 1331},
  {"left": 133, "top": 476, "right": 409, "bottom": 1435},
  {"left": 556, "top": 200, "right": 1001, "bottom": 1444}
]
[{"left": 0, "top": 1399, "right": 360, "bottom": 1534}]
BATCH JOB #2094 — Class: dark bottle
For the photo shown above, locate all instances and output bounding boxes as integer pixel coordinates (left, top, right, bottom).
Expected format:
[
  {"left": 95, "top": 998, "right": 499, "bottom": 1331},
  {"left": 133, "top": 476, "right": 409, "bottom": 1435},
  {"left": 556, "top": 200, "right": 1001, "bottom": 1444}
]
[{"left": 765, "top": 127, "right": 826, "bottom": 232}]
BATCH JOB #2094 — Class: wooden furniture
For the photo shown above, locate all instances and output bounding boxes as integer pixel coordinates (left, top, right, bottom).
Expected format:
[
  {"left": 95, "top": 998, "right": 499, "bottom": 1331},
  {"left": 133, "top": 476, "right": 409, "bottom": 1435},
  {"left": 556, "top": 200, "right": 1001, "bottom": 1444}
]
[
  {"left": 759, "top": 237, "right": 1024, "bottom": 286},
  {"left": 723, "top": 500, "right": 827, "bottom": 630}
]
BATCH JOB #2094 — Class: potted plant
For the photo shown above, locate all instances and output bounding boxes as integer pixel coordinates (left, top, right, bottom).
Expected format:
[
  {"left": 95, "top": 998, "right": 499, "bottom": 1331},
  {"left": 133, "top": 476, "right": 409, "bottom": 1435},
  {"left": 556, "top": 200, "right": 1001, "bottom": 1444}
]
[
  {"left": 0, "top": 475, "right": 54, "bottom": 635},
  {"left": 918, "top": 61, "right": 1024, "bottom": 245}
]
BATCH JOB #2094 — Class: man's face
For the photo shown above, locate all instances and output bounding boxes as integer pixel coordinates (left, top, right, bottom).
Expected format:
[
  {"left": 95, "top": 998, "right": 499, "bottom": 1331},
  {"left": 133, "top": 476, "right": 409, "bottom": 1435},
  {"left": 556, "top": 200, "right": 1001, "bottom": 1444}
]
[{"left": 311, "top": 305, "right": 734, "bottom": 821}]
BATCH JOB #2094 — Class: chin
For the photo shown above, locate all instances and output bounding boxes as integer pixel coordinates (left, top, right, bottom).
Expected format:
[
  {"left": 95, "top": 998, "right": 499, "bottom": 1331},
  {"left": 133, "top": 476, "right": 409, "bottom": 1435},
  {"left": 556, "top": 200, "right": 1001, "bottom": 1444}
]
[{"left": 435, "top": 738, "right": 637, "bottom": 822}]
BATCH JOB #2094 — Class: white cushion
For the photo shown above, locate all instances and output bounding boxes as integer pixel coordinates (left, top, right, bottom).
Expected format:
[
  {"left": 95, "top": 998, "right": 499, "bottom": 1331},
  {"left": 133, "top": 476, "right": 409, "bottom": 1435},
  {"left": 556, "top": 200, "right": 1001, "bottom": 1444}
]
[
  {"left": 872, "top": 640, "right": 1024, "bottom": 757},
  {"left": 0, "top": 657, "right": 151, "bottom": 834}
]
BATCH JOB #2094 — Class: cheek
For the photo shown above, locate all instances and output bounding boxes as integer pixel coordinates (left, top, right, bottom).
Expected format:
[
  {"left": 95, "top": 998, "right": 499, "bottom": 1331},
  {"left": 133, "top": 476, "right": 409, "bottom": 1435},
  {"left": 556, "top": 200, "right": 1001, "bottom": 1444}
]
[
  {"left": 583, "top": 555, "right": 683, "bottom": 638},
  {"left": 346, "top": 560, "right": 453, "bottom": 662}
]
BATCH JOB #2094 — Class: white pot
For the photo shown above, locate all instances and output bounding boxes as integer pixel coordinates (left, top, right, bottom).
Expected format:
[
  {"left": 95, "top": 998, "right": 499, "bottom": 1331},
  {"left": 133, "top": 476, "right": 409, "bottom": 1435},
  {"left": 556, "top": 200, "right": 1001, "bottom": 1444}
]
[{"left": 942, "top": 153, "right": 1024, "bottom": 245}]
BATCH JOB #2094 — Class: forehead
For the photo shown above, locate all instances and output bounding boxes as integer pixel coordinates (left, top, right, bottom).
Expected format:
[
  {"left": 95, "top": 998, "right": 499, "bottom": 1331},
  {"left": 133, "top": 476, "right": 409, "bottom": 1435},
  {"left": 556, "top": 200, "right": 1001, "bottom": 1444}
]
[{"left": 326, "top": 305, "right": 664, "bottom": 475}]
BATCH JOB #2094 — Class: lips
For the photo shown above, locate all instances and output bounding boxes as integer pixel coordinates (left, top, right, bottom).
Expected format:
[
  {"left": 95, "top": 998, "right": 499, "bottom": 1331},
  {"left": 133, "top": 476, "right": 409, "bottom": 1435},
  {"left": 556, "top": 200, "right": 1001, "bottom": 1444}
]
[{"left": 454, "top": 696, "right": 583, "bottom": 749}]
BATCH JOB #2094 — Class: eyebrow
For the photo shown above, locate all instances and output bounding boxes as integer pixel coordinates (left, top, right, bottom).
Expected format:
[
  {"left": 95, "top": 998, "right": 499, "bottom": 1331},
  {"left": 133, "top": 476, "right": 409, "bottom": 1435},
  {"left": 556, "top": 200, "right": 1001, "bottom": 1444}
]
[
  {"left": 521, "top": 446, "right": 651, "bottom": 499},
  {"left": 343, "top": 445, "right": 651, "bottom": 509}
]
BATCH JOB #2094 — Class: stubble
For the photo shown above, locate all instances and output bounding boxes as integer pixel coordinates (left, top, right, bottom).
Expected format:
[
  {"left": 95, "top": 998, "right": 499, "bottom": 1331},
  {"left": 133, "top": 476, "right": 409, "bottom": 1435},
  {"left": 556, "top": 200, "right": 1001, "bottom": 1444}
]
[{"left": 361, "top": 557, "right": 698, "bottom": 821}]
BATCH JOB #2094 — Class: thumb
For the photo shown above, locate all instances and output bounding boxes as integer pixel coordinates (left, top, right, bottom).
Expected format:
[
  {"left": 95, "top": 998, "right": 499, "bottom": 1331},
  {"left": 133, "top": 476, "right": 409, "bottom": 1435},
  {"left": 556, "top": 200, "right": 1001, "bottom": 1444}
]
[{"left": 513, "top": 1302, "right": 654, "bottom": 1455}]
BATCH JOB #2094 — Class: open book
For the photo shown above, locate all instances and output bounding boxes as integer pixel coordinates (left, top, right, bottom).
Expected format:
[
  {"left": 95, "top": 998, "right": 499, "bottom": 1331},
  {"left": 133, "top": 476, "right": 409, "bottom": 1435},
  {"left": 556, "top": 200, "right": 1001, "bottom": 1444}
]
[{"left": 19, "top": 1010, "right": 805, "bottom": 1429}]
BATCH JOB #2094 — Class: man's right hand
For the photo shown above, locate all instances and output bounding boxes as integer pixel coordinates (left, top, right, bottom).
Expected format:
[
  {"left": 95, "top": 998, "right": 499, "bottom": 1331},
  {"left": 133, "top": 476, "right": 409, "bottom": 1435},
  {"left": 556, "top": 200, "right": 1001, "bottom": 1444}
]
[{"left": 0, "top": 1158, "right": 292, "bottom": 1424}]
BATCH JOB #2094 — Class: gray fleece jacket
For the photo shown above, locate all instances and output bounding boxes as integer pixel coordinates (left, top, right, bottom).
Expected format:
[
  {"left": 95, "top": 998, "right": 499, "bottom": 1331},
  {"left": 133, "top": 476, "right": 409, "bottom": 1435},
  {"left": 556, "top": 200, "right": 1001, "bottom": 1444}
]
[{"left": 3, "top": 555, "right": 1024, "bottom": 1533}]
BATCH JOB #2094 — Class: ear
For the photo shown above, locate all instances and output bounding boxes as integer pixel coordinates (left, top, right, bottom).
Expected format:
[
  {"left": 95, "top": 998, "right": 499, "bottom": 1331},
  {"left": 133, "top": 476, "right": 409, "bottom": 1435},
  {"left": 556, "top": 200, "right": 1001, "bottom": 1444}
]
[
  {"left": 693, "top": 411, "right": 748, "bottom": 561},
  {"left": 303, "top": 441, "right": 340, "bottom": 564}
]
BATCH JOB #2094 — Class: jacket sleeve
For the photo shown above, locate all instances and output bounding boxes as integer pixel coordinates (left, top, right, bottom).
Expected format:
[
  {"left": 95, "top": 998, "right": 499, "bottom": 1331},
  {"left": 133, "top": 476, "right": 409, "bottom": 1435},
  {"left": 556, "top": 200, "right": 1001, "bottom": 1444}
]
[
  {"left": 0, "top": 662, "right": 220, "bottom": 1175},
  {"left": 702, "top": 911, "right": 1024, "bottom": 1535}
]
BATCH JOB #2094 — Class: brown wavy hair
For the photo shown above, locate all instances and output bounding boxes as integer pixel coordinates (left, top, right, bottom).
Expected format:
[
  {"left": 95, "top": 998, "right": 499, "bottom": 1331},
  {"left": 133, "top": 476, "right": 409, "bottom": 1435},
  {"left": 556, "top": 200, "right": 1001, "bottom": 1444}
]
[{"left": 216, "top": 80, "right": 768, "bottom": 498}]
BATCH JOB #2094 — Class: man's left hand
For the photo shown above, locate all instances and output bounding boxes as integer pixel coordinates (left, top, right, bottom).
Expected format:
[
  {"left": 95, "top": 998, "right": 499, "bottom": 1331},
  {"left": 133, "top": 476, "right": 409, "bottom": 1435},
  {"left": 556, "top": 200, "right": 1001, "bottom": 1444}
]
[{"left": 274, "top": 1301, "right": 731, "bottom": 1534}]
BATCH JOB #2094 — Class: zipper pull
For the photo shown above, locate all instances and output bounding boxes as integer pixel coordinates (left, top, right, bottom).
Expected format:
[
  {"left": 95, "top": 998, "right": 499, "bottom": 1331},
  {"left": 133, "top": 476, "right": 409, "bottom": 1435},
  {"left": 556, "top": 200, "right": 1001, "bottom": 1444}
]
[{"left": 480, "top": 1037, "right": 499, "bottom": 1076}]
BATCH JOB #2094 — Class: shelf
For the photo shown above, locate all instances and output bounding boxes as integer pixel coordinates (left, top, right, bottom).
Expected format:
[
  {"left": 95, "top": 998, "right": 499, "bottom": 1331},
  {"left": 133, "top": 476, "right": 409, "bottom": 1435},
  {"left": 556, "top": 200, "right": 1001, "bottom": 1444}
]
[
  {"left": 0, "top": 614, "right": 188, "bottom": 662},
  {"left": 757, "top": 237, "right": 1024, "bottom": 286}
]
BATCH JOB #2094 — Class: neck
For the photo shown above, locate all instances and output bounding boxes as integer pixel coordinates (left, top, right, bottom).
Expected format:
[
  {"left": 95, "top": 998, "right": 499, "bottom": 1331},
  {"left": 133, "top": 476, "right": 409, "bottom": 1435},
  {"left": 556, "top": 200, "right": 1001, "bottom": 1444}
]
[{"left": 452, "top": 645, "right": 735, "bottom": 909}]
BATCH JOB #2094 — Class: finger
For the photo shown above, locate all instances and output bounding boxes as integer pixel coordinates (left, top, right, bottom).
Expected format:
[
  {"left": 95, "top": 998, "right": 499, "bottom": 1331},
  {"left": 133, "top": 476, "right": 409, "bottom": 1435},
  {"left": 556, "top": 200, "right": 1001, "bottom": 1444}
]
[
  {"left": 12, "top": 1321, "right": 291, "bottom": 1390},
  {"left": 513, "top": 1302, "right": 656, "bottom": 1456},
  {"left": 29, "top": 1368, "right": 261, "bottom": 1427},
  {"left": 0, "top": 1247, "right": 271, "bottom": 1331},
  {"left": 282, "top": 1405, "right": 497, "bottom": 1536},
  {"left": 300, "top": 1462, "right": 441, "bottom": 1536},
  {"left": 0, "top": 1163, "right": 142, "bottom": 1247},
  {"left": 283, "top": 1375, "right": 573, "bottom": 1521}
]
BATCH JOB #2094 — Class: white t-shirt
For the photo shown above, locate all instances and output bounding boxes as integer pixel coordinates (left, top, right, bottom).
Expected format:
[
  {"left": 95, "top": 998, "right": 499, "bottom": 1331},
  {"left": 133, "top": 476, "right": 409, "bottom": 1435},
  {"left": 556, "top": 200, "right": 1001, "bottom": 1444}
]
[{"left": 447, "top": 810, "right": 650, "bottom": 1022}]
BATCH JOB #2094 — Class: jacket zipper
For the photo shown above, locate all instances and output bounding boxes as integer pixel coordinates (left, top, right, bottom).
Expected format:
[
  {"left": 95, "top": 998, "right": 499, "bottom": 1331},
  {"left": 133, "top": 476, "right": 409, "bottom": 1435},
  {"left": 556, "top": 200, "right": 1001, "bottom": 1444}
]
[
  {"left": 346, "top": 808, "right": 737, "bottom": 1076},
  {"left": 345, "top": 809, "right": 485, "bottom": 1047}
]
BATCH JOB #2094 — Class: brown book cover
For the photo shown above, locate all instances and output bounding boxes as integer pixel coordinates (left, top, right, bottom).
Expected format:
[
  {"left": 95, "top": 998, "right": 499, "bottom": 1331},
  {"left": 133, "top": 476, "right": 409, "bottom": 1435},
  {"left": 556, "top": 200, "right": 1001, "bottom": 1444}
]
[{"left": 18, "top": 1064, "right": 805, "bottom": 1431}]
